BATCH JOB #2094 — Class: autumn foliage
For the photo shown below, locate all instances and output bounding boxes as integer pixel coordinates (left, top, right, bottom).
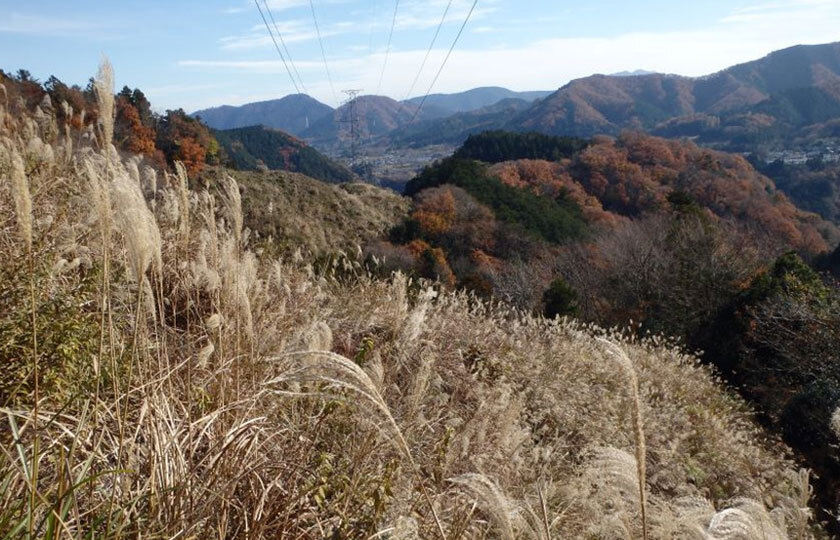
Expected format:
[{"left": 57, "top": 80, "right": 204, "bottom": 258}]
[
  {"left": 490, "top": 132, "right": 837, "bottom": 253},
  {"left": 0, "top": 70, "right": 222, "bottom": 178},
  {"left": 115, "top": 97, "right": 156, "bottom": 156}
]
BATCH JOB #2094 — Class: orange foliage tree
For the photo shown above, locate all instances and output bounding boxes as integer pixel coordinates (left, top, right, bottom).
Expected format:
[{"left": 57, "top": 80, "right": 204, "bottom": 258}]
[{"left": 115, "top": 98, "right": 156, "bottom": 156}]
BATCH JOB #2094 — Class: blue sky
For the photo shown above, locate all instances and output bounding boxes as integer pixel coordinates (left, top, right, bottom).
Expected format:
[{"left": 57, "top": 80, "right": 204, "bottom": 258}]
[{"left": 2, "top": 0, "right": 840, "bottom": 111}]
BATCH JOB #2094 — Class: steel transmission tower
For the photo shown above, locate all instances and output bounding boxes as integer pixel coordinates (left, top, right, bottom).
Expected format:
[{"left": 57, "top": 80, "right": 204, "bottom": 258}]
[{"left": 340, "top": 89, "right": 363, "bottom": 160}]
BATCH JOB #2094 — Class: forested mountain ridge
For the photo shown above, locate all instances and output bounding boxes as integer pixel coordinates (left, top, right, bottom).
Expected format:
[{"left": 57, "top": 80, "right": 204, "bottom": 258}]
[
  {"left": 384, "top": 41, "right": 840, "bottom": 153},
  {"left": 192, "top": 94, "right": 334, "bottom": 135},
  {"left": 213, "top": 125, "right": 356, "bottom": 183},
  {"left": 511, "top": 41, "right": 840, "bottom": 137}
]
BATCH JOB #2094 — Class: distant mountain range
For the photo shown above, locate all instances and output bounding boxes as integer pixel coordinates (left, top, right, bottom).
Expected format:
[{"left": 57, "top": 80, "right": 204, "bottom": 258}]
[
  {"left": 515, "top": 41, "right": 840, "bottom": 139},
  {"left": 193, "top": 94, "right": 333, "bottom": 135},
  {"left": 192, "top": 87, "right": 551, "bottom": 146},
  {"left": 195, "top": 43, "right": 840, "bottom": 151},
  {"left": 402, "top": 87, "right": 551, "bottom": 115},
  {"left": 389, "top": 42, "right": 840, "bottom": 148}
]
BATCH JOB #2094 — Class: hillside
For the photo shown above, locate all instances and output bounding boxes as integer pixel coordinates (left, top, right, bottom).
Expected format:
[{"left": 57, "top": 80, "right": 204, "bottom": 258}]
[
  {"left": 0, "top": 74, "right": 821, "bottom": 537},
  {"left": 0, "top": 69, "right": 223, "bottom": 177},
  {"left": 192, "top": 94, "right": 334, "bottom": 135},
  {"left": 403, "top": 86, "right": 551, "bottom": 114},
  {"left": 213, "top": 125, "right": 355, "bottom": 183},
  {"left": 220, "top": 167, "right": 410, "bottom": 254}
]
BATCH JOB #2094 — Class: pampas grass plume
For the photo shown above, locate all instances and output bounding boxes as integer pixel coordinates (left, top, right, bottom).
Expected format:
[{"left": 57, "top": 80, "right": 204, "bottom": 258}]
[
  {"left": 94, "top": 57, "right": 115, "bottom": 150},
  {"left": 9, "top": 150, "right": 32, "bottom": 251},
  {"left": 598, "top": 338, "right": 648, "bottom": 540}
]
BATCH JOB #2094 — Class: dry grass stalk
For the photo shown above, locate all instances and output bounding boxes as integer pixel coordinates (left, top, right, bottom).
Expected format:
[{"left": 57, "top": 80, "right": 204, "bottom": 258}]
[
  {"left": 8, "top": 146, "right": 39, "bottom": 538},
  {"left": 175, "top": 161, "right": 190, "bottom": 249},
  {"left": 268, "top": 350, "right": 447, "bottom": 539},
  {"left": 93, "top": 57, "right": 114, "bottom": 150},
  {"left": 598, "top": 338, "right": 648, "bottom": 540},
  {"left": 449, "top": 473, "right": 519, "bottom": 540}
]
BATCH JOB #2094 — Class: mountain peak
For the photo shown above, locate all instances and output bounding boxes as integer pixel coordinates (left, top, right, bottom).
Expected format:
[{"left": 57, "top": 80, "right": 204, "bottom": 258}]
[{"left": 192, "top": 94, "right": 333, "bottom": 135}]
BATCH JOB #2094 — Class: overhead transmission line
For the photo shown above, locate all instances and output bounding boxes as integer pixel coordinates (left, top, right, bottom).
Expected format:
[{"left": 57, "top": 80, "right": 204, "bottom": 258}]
[
  {"left": 308, "top": 0, "right": 338, "bottom": 105},
  {"left": 410, "top": 0, "right": 479, "bottom": 122},
  {"left": 261, "top": 0, "right": 309, "bottom": 94},
  {"left": 367, "top": 0, "right": 378, "bottom": 57},
  {"left": 404, "top": 0, "right": 453, "bottom": 100},
  {"left": 376, "top": 0, "right": 400, "bottom": 96},
  {"left": 254, "top": 0, "right": 300, "bottom": 94}
]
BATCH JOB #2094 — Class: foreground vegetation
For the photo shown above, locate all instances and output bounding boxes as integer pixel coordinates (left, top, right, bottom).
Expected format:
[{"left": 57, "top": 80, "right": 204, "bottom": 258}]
[
  {"left": 380, "top": 129, "right": 840, "bottom": 531},
  {"left": 0, "top": 61, "right": 822, "bottom": 538}
]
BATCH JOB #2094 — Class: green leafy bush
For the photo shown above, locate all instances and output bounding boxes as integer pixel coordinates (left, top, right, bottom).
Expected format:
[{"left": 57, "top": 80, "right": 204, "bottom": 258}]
[{"left": 542, "top": 278, "right": 579, "bottom": 319}]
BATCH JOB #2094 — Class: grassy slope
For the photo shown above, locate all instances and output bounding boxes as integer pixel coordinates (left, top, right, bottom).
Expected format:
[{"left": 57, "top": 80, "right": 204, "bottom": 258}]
[
  {"left": 216, "top": 168, "right": 410, "bottom": 254},
  {"left": 0, "top": 85, "right": 819, "bottom": 538}
]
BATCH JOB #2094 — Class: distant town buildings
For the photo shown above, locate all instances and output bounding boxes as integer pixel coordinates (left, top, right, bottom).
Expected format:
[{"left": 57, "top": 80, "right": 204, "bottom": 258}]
[{"left": 764, "top": 144, "right": 840, "bottom": 165}]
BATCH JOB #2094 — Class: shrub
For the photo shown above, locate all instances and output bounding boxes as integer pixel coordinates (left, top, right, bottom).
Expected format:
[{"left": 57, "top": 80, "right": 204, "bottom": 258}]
[
  {"left": 781, "top": 381, "right": 840, "bottom": 453},
  {"left": 542, "top": 277, "right": 579, "bottom": 319}
]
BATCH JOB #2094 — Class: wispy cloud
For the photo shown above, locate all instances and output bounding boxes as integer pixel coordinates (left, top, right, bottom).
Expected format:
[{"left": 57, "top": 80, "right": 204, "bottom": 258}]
[
  {"left": 225, "top": 0, "right": 350, "bottom": 15},
  {"left": 0, "top": 13, "right": 111, "bottom": 38},
  {"left": 220, "top": 0, "right": 498, "bottom": 51},
  {"left": 143, "top": 83, "right": 226, "bottom": 97},
  {"left": 721, "top": 0, "right": 840, "bottom": 24},
  {"left": 179, "top": 59, "right": 325, "bottom": 71},
  {"left": 219, "top": 19, "right": 349, "bottom": 49}
]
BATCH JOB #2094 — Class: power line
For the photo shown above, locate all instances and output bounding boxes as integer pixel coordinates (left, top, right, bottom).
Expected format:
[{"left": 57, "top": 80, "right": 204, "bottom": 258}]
[
  {"left": 308, "top": 0, "right": 338, "bottom": 105},
  {"left": 254, "top": 0, "right": 300, "bottom": 94},
  {"left": 367, "top": 0, "right": 378, "bottom": 57},
  {"left": 376, "top": 0, "right": 400, "bottom": 96},
  {"left": 411, "top": 0, "right": 478, "bottom": 122},
  {"left": 404, "top": 0, "right": 453, "bottom": 100},
  {"left": 262, "top": 0, "right": 309, "bottom": 94}
]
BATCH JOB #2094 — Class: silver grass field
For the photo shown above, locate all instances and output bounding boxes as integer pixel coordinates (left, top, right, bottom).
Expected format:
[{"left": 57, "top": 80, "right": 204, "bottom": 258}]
[{"left": 0, "top": 61, "right": 819, "bottom": 538}]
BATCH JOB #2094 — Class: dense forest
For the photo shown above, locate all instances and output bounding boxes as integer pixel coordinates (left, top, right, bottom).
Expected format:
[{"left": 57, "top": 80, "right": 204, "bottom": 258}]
[
  {"left": 752, "top": 156, "right": 840, "bottom": 223},
  {"left": 453, "top": 130, "right": 589, "bottom": 163}
]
